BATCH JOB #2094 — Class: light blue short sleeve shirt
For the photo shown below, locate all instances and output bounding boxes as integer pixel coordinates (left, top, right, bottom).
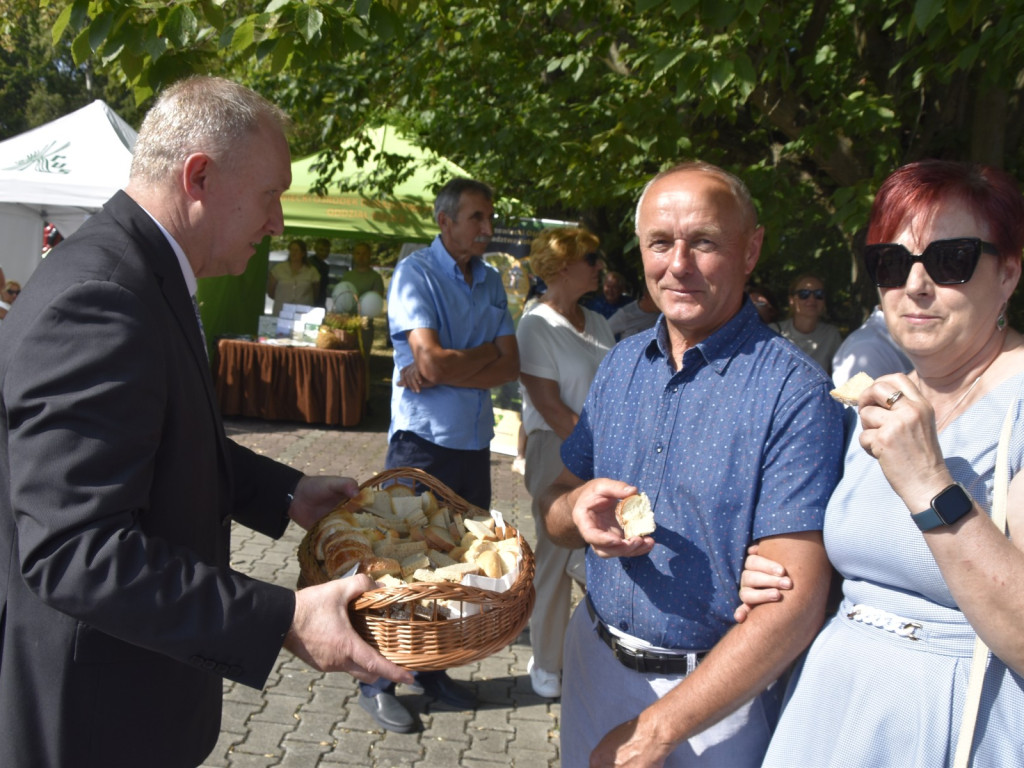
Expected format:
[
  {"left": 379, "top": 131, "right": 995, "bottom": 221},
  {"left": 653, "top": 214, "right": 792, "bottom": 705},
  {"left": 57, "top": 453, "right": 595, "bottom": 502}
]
[{"left": 388, "top": 236, "right": 515, "bottom": 450}]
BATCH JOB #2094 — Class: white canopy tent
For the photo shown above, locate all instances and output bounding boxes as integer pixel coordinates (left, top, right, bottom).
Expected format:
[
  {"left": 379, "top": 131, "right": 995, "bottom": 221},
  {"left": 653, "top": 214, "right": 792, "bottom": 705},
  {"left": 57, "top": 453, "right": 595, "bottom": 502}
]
[{"left": 0, "top": 100, "right": 137, "bottom": 282}]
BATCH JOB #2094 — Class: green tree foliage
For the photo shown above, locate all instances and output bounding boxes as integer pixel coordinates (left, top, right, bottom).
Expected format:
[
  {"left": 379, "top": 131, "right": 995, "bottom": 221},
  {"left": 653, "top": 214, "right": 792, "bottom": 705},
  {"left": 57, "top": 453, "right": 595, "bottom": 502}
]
[
  {"left": 42, "top": 0, "right": 1024, "bottom": 323},
  {"left": 0, "top": 1, "right": 142, "bottom": 140}
]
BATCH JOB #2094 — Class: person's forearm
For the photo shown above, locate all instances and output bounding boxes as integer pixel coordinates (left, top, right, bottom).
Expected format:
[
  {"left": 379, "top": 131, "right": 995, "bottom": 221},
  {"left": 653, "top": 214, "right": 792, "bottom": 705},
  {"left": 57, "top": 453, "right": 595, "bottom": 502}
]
[
  {"left": 652, "top": 597, "right": 823, "bottom": 743},
  {"left": 417, "top": 339, "right": 519, "bottom": 389},
  {"left": 924, "top": 508, "right": 1024, "bottom": 674},
  {"left": 534, "top": 401, "right": 578, "bottom": 441},
  {"left": 885, "top": 453, "right": 1024, "bottom": 673},
  {"left": 453, "top": 349, "right": 520, "bottom": 389},
  {"left": 628, "top": 534, "right": 829, "bottom": 750},
  {"left": 540, "top": 481, "right": 587, "bottom": 547},
  {"left": 413, "top": 341, "right": 498, "bottom": 386},
  {"left": 522, "top": 372, "right": 579, "bottom": 439},
  {"left": 229, "top": 440, "right": 303, "bottom": 538}
]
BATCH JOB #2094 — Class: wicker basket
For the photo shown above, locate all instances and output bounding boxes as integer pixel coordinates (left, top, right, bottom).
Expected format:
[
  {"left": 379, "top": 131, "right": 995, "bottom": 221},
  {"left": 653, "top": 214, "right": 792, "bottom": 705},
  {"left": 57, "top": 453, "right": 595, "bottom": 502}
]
[
  {"left": 315, "top": 326, "right": 358, "bottom": 350},
  {"left": 297, "top": 467, "right": 536, "bottom": 670}
]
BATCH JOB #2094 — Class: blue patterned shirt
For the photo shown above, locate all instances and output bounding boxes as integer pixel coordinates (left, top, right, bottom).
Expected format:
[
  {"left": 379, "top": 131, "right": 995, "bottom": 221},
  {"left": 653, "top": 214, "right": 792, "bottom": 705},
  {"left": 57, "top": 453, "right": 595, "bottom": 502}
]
[
  {"left": 562, "top": 300, "right": 844, "bottom": 649},
  {"left": 388, "top": 236, "right": 516, "bottom": 450}
]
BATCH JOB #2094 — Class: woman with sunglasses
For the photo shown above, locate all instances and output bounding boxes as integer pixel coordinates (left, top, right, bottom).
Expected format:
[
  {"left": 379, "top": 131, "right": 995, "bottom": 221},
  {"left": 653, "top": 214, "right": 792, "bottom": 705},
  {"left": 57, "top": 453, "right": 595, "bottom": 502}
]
[
  {"left": 777, "top": 273, "right": 842, "bottom": 373},
  {"left": 735, "top": 160, "right": 1024, "bottom": 766},
  {"left": 515, "top": 227, "right": 615, "bottom": 698}
]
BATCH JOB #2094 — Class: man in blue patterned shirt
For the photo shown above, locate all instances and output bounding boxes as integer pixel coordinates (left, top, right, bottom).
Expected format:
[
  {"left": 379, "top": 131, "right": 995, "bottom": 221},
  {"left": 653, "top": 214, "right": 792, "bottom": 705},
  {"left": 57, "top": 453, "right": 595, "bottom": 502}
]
[{"left": 541, "top": 162, "right": 844, "bottom": 766}]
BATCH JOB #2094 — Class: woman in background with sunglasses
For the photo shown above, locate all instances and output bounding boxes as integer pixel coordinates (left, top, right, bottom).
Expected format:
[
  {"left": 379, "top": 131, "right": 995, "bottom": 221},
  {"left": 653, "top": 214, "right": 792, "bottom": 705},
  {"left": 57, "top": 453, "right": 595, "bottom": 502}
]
[
  {"left": 515, "top": 227, "right": 615, "bottom": 698},
  {"left": 777, "top": 273, "right": 843, "bottom": 373},
  {"left": 736, "top": 159, "right": 1024, "bottom": 766}
]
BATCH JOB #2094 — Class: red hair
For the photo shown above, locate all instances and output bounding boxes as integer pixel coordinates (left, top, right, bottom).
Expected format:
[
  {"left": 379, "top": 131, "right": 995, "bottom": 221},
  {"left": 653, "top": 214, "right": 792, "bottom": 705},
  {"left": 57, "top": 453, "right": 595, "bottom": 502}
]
[{"left": 866, "top": 160, "right": 1024, "bottom": 265}]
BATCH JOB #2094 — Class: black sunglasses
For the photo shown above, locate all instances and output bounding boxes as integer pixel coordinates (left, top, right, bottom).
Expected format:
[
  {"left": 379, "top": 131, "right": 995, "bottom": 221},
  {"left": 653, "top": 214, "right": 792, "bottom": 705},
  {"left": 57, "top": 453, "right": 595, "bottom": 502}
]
[
  {"left": 792, "top": 288, "right": 824, "bottom": 300},
  {"left": 5, "top": 289, "right": 19, "bottom": 296},
  {"left": 863, "top": 238, "right": 998, "bottom": 287},
  {"left": 582, "top": 252, "right": 601, "bottom": 266}
]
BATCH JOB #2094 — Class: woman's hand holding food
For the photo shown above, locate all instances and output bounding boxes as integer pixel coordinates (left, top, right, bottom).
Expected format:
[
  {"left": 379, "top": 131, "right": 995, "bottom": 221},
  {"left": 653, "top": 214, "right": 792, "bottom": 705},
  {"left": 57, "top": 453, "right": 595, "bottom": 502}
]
[{"left": 857, "top": 373, "right": 953, "bottom": 514}]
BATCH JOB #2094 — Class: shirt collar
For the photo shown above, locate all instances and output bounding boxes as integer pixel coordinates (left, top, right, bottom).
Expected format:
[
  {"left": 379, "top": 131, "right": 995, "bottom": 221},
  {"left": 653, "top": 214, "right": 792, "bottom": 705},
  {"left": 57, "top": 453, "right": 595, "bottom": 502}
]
[
  {"left": 137, "top": 206, "right": 198, "bottom": 296},
  {"left": 644, "top": 300, "right": 763, "bottom": 375},
  {"left": 428, "top": 235, "right": 483, "bottom": 285}
]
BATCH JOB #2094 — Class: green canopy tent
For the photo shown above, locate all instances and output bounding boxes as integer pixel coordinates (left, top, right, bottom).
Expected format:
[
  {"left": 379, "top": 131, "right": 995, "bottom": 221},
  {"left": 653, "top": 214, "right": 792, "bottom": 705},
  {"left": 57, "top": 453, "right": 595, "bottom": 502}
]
[
  {"left": 281, "top": 126, "right": 470, "bottom": 242},
  {"left": 196, "top": 126, "right": 470, "bottom": 349}
]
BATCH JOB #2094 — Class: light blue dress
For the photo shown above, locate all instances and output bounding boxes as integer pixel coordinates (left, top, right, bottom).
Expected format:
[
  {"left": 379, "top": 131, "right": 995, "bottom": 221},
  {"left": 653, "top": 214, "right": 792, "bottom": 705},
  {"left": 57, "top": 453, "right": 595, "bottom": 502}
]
[{"left": 763, "top": 372, "right": 1024, "bottom": 768}]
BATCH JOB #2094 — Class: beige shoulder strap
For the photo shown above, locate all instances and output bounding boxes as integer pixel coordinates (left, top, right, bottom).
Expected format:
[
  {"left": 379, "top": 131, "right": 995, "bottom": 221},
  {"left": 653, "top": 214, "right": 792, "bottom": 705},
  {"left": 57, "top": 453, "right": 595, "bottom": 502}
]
[{"left": 952, "top": 402, "right": 1014, "bottom": 768}]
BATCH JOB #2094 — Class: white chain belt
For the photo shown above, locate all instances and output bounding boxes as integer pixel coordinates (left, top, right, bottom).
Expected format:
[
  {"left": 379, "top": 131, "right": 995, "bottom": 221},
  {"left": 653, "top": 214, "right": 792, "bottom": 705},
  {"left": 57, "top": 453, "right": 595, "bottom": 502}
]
[{"left": 845, "top": 603, "right": 923, "bottom": 641}]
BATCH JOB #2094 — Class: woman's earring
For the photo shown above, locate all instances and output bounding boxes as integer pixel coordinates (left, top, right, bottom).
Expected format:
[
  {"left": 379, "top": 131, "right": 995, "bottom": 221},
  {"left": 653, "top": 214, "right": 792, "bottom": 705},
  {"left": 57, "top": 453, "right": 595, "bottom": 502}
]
[{"left": 997, "top": 305, "right": 1007, "bottom": 331}]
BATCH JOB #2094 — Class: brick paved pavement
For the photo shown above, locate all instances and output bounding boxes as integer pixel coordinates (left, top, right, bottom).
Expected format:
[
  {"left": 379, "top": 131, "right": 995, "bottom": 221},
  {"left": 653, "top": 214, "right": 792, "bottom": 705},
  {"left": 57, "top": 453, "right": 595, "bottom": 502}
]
[{"left": 200, "top": 346, "right": 563, "bottom": 767}]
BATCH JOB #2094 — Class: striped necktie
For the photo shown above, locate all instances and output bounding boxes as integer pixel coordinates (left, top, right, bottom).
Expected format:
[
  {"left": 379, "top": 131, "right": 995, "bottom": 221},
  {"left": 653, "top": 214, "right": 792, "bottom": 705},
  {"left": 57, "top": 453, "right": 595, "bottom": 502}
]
[{"left": 191, "top": 295, "right": 208, "bottom": 360}]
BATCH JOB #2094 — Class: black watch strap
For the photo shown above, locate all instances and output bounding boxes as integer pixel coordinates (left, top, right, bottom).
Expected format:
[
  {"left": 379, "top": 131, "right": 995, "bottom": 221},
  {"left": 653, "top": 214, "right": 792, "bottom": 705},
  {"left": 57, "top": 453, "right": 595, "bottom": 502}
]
[{"left": 911, "top": 483, "right": 973, "bottom": 532}]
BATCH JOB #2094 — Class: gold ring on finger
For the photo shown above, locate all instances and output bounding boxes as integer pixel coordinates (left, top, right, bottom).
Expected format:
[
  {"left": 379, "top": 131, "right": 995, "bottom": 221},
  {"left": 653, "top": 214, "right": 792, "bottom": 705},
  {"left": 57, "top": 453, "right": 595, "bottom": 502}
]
[{"left": 885, "top": 390, "right": 904, "bottom": 408}]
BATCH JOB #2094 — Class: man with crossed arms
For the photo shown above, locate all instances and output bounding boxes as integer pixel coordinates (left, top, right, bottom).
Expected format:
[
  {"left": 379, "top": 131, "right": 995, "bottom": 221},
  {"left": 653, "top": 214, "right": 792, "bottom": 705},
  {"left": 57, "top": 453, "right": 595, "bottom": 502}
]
[{"left": 357, "top": 177, "right": 520, "bottom": 731}]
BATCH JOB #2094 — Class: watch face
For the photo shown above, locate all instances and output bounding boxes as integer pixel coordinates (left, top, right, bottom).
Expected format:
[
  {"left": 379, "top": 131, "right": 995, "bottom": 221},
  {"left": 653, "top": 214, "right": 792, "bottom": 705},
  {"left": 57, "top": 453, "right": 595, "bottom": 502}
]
[{"left": 933, "top": 484, "right": 972, "bottom": 525}]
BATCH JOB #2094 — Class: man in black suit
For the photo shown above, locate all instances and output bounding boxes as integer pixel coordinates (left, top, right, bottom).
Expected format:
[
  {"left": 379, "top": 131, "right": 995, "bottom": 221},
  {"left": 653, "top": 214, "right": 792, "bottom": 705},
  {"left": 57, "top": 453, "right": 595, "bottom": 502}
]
[{"left": 0, "top": 76, "right": 411, "bottom": 768}]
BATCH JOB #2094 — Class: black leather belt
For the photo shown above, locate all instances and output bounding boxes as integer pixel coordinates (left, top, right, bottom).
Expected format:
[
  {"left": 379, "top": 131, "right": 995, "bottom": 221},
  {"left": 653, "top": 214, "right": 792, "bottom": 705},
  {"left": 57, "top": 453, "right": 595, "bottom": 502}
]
[{"left": 586, "top": 596, "right": 707, "bottom": 676}]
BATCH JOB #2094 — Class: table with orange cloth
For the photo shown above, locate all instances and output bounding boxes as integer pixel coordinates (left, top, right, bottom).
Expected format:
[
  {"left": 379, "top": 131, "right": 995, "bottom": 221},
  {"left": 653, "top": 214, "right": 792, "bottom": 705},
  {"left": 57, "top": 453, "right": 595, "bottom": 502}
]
[{"left": 215, "top": 338, "right": 366, "bottom": 427}]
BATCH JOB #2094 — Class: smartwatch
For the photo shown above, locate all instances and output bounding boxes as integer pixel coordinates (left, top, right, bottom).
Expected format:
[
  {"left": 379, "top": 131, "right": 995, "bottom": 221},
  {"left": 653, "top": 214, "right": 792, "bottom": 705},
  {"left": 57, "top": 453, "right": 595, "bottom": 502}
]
[{"left": 911, "top": 483, "right": 973, "bottom": 532}]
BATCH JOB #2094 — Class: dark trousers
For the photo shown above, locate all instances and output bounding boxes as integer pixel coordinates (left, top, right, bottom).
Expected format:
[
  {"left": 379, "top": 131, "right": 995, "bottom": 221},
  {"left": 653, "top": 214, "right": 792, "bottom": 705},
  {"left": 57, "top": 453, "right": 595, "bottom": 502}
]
[
  {"left": 362, "top": 431, "right": 492, "bottom": 695},
  {"left": 385, "top": 430, "right": 492, "bottom": 511},
  {"left": 360, "top": 671, "right": 446, "bottom": 697}
]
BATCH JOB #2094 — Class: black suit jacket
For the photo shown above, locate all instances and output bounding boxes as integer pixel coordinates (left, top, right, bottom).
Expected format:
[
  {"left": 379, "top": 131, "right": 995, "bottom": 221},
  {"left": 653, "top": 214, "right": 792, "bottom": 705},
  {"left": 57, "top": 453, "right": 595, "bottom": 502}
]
[{"left": 0, "top": 192, "right": 303, "bottom": 767}]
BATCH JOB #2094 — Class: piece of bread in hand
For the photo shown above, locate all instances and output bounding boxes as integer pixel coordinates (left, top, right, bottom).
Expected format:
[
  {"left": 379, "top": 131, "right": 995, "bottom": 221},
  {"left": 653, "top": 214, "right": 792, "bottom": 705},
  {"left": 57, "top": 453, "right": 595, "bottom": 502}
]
[
  {"left": 615, "top": 492, "right": 656, "bottom": 539},
  {"left": 829, "top": 371, "right": 875, "bottom": 407}
]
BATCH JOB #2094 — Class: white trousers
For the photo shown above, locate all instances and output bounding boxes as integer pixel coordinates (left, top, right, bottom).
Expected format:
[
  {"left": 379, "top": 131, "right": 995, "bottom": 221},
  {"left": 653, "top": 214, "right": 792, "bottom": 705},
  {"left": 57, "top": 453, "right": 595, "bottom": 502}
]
[
  {"left": 524, "top": 429, "right": 585, "bottom": 673},
  {"left": 559, "top": 603, "right": 779, "bottom": 768}
]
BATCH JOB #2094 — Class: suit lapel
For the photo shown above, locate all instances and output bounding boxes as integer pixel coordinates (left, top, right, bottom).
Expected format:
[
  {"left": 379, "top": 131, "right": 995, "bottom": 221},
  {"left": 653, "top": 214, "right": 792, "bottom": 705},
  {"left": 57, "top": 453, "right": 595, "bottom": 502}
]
[
  {"left": 108, "top": 195, "right": 210, "bottom": 371},
  {"left": 104, "top": 192, "right": 234, "bottom": 486}
]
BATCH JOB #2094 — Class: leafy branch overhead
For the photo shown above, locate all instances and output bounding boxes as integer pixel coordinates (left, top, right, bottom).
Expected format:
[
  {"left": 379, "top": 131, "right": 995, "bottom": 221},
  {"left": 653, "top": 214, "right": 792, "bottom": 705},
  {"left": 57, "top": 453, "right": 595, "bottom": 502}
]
[{"left": 40, "top": 0, "right": 1024, "bottom": 324}]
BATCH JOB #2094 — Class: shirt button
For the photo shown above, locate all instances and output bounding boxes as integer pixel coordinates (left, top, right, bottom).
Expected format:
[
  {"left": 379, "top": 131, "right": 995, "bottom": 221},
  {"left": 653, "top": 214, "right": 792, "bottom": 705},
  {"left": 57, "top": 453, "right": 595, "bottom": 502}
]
[
  {"left": 656, "top": 444, "right": 663, "bottom": 453},
  {"left": 619, "top": 621, "right": 629, "bottom": 632},
  {"left": 622, "top": 561, "right": 631, "bottom": 572}
]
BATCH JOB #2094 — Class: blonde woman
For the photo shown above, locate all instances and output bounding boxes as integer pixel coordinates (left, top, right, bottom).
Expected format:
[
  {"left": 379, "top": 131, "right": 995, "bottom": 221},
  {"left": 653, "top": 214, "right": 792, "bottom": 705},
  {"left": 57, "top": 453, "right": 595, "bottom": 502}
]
[{"left": 516, "top": 227, "right": 615, "bottom": 697}]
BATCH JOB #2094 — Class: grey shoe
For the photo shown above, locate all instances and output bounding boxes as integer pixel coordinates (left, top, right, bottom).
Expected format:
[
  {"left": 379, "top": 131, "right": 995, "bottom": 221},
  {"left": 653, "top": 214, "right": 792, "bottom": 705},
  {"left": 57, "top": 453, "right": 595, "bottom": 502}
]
[{"left": 359, "top": 690, "right": 416, "bottom": 733}]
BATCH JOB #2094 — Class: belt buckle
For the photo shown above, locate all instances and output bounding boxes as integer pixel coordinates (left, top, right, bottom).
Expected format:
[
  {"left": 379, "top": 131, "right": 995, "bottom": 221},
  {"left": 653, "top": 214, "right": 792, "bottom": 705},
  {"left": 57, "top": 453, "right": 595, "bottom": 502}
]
[
  {"left": 610, "top": 636, "right": 670, "bottom": 675},
  {"left": 610, "top": 640, "right": 644, "bottom": 673}
]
